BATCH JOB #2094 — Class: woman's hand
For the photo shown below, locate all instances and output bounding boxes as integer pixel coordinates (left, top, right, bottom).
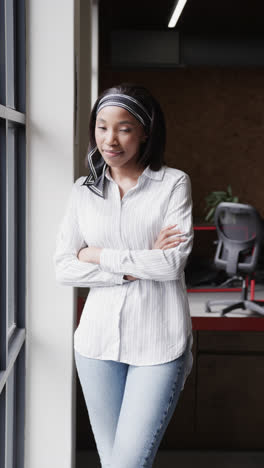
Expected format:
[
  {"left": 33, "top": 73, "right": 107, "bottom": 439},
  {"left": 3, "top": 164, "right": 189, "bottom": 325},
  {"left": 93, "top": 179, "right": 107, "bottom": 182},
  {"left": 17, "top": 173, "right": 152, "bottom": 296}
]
[
  {"left": 77, "top": 247, "right": 89, "bottom": 262},
  {"left": 124, "top": 274, "right": 138, "bottom": 281},
  {"left": 153, "top": 224, "right": 187, "bottom": 250},
  {"left": 125, "top": 224, "right": 187, "bottom": 281},
  {"left": 77, "top": 246, "right": 102, "bottom": 264}
]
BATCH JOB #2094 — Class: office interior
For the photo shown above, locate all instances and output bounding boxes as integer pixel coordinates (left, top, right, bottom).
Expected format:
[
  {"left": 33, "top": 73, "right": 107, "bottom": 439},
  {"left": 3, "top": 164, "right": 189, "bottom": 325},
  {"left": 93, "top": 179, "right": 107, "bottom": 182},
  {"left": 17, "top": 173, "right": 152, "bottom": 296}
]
[
  {"left": 75, "top": 1, "right": 264, "bottom": 467},
  {"left": 8, "top": 0, "right": 263, "bottom": 467}
]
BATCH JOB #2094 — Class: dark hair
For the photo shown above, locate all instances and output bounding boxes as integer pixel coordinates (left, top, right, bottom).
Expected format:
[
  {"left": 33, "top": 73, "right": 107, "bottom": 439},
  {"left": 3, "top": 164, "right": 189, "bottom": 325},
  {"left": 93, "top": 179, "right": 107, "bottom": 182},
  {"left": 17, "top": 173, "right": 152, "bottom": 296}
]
[{"left": 84, "top": 83, "right": 167, "bottom": 172}]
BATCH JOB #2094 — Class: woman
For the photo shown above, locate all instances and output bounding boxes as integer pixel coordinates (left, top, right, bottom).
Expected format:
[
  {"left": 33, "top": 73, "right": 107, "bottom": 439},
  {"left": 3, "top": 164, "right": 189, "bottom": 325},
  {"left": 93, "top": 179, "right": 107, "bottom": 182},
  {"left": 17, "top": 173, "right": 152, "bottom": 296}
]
[{"left": 54, "top": 83, "right": 194, "bottom": 468}]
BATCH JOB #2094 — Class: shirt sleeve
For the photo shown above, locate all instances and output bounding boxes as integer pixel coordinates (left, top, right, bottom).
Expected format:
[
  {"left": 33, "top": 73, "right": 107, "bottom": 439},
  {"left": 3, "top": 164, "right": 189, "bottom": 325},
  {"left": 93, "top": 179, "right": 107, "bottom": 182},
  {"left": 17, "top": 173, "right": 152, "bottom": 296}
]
[
  {"left": 53, "top": 180, "right": 128, "bottom": 287},
  {"left": 99, "top": 174, "right": 194, "bottom": 282}
]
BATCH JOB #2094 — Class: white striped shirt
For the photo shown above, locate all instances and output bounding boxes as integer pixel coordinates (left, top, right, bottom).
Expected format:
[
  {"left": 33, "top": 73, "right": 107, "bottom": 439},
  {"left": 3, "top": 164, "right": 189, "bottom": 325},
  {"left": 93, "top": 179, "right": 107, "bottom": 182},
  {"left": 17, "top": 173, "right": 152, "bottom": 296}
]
[{"left": 54, "top": 164, "right": 194, "bottom": 389}]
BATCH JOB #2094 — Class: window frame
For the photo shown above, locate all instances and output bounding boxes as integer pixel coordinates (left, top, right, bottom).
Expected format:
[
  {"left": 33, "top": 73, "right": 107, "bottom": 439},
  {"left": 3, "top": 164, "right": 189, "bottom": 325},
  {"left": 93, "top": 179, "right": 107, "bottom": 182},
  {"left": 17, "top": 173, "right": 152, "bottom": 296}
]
[{"left": 0, "top": 0, "right": 26, "bottom": 467}]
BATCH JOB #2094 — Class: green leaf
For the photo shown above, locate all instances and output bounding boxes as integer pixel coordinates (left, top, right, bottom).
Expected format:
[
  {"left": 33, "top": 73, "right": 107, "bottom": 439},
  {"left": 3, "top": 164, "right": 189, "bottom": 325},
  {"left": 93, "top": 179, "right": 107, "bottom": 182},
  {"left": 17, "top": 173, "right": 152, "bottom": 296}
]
[
  {"left": 213, "top": 191, "right": 226, "bottom": 196},
  {"left": 227, "top": 185, "right": 232, "bottom": 196},
  {"left": 205, "top": 207, "right": 215, "bottom": 222},
  {"left": 205, "top": 186, "right": 240, "bottom": 217}
]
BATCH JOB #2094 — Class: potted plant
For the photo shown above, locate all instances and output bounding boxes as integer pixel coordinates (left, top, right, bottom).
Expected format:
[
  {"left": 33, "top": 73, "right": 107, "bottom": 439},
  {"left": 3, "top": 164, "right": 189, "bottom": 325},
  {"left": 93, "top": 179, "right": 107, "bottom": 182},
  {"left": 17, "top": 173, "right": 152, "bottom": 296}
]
[{"left": 204, "top": 185, "right": 239, "bottom": 223}]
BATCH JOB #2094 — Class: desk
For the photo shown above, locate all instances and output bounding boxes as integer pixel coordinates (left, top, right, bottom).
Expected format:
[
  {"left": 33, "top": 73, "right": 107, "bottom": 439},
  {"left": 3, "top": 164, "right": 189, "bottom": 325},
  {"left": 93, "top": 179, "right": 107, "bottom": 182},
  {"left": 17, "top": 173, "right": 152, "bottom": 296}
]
[
  {"left": 188, "top": 283, "right": 264, "bottom": 329},
  {"left": 165, "top": 326, "right": 264, "bottom": 450},
  {"left": 165, "top": 286, "right": 264, "bottom": 450},
  {"left": 163, "top": 287, "right": 264, "bottom": 449}
]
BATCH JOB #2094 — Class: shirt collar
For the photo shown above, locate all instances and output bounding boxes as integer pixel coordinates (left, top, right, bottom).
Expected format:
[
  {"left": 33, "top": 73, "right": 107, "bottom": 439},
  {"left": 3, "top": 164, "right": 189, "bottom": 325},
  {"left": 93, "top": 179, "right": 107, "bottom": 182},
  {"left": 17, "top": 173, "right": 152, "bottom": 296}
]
[
  {"left": 81, "top": 146, "right": 165, "bottom": 198},
  {"left": 105, "top": 164, "right": 165, "bottom": 182},
  {"left": 144, "top": 164, "right": 165, "bottom": 180}
]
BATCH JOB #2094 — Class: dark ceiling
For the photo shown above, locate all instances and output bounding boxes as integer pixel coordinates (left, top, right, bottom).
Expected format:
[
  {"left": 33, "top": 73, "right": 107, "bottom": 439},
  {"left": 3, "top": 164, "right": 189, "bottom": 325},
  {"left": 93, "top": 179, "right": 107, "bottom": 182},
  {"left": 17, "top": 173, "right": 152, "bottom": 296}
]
[{"left": 100, "top": 0, "right": 264, "bottom": 34}]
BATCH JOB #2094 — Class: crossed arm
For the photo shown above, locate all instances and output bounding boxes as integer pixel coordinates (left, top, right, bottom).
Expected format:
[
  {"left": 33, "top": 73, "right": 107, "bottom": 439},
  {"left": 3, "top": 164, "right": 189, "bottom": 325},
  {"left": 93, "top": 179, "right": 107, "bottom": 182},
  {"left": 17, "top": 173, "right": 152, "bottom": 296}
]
[
  {"left": 53, "top": 175, "right": 193, "bottom": 287},
  {"left": 77, "top": 219, "right": 189, "bottom": 282}
]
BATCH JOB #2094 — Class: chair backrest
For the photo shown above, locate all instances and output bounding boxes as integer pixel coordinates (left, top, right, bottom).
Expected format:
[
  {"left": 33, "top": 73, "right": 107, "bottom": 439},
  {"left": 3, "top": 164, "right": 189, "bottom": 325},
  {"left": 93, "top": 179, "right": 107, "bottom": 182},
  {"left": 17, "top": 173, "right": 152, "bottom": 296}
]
[{"left": 214, "top": 202, "right": 264, "bottom": 276}]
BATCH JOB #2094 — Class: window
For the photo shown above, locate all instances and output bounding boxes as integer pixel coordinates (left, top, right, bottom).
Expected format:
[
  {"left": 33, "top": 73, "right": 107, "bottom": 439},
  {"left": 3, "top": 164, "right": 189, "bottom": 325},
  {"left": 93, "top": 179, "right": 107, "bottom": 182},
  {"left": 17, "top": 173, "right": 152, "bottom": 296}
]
[{"left": 0, "top": 1, "right": 26, "bottom": 467}]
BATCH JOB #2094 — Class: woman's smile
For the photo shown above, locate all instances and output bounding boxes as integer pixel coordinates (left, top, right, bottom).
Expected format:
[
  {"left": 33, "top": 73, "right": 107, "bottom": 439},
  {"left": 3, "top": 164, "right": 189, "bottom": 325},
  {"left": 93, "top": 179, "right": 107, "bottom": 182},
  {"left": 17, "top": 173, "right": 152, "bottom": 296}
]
[{"left": 103, "top": 149, "right": 124, "bottom": 157}]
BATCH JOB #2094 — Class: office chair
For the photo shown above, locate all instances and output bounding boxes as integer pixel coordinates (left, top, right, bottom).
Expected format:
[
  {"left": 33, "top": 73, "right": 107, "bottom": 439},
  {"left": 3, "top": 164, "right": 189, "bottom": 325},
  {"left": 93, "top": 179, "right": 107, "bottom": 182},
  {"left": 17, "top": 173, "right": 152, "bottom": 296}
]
[{"left": 205, "top": 202, "right": 264, "bottom": 316}]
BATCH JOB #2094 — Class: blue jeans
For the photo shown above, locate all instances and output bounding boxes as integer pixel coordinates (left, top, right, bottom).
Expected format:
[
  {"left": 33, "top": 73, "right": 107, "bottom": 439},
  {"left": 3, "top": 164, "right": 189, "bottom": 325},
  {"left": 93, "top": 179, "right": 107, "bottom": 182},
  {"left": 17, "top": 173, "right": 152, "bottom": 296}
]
[{"left": 74, "top": 340, "right": 190, "bottom": 468}]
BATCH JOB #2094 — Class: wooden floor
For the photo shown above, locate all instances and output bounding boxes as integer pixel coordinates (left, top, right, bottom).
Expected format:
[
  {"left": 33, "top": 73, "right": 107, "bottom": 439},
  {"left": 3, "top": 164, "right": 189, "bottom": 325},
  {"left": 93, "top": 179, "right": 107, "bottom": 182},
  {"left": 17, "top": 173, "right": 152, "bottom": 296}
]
[{"left": 76, "top": 449, "right": 264, "bottom": 468}]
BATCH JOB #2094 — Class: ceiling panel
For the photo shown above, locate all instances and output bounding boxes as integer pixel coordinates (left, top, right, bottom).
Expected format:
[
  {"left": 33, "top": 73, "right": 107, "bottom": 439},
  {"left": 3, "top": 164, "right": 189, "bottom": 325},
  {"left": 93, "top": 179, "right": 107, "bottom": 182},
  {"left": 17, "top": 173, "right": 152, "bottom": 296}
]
[{"left": 99, "top": 0, "right": 264, "bottom": 33}]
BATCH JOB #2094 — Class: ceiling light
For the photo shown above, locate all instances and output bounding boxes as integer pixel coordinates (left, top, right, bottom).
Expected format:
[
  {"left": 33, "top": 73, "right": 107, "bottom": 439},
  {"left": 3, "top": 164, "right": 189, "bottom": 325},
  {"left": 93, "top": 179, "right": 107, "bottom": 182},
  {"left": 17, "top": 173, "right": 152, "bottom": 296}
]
[{"left": 168, "top": 0, "right": 188, "bottom": 28}]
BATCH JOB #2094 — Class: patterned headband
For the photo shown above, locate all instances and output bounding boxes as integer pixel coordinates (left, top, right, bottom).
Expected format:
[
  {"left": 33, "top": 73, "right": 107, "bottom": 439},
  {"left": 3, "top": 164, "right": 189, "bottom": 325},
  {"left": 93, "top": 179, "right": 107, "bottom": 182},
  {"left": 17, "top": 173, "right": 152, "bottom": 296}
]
[
  {"left": 96, "top": 93, "right": 152, "bottom": 127},
  {"left": 81, "top": 93, "right": 152, "bottom": 198}
]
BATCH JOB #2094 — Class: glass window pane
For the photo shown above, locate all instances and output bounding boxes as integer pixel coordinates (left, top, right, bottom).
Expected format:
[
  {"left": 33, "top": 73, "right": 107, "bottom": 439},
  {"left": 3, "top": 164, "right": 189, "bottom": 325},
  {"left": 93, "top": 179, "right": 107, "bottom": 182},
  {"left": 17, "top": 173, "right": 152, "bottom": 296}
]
[
  {"left": 7, "top": 124, "right": 16, "bottom": 335},
  {"left": 0, "top": 0, "right": 6, "bottom": 105},
  {"left": 7, "top": 365, "right": 15, "bottom": 468},
  {"left": 14, "top": 0, "right": 26, "bottom": 113},
  {"left": 0, "top": 385, "right": 6, "bottom": 467},
  {"left": 14, "top": 343, "right": 25, "bottom": 468},
  {"left": 0, "top": 118, "right": 7, "bottom": 369},
  {"left": 6, "top": 0, "right": 15, "bottom": 109},
  {"left": 16, "top": 125, "right": 26, "bottom": 329}
]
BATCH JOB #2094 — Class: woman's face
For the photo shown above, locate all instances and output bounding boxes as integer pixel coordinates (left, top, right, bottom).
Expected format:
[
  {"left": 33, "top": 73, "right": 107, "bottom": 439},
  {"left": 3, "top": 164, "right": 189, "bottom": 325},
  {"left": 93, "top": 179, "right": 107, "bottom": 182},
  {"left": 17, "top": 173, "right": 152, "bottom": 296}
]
[{"left": 95, "top": 105, "right": 147, "bottom": 170}]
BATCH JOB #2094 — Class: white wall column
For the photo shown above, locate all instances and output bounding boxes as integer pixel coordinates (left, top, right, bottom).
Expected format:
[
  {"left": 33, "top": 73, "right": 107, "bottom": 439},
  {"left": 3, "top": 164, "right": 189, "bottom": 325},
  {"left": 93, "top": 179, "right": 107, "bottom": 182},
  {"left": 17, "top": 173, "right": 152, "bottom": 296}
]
[{"left": 26, "top": 1, "right": 76, "bottom": 467}]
